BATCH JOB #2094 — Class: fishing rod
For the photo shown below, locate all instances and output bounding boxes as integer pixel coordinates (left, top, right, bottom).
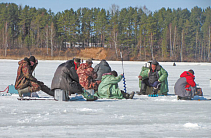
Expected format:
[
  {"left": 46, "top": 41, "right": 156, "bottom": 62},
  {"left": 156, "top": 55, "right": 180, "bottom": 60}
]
[{"left": 120, "top": 52, "right": 127, "bottom": 93}]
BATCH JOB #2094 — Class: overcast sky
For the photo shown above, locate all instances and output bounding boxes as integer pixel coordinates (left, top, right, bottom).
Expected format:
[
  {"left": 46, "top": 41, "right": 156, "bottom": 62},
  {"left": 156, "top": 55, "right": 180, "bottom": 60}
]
[{"left": 1, "top": 0, "right": 211, "bottom": 13}]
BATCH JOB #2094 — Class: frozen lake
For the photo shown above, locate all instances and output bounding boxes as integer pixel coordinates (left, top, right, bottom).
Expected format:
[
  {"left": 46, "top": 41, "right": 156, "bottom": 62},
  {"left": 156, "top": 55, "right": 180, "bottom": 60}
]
[{"left": 0, "top": 59, "right": 211, "bottom": 137}]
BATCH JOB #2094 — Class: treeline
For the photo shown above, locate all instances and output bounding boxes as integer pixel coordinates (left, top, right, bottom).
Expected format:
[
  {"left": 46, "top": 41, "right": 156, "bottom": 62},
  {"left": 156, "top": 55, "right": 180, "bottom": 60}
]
[{"left": 0, "top": 3, "right": 211, "bottom": 61}]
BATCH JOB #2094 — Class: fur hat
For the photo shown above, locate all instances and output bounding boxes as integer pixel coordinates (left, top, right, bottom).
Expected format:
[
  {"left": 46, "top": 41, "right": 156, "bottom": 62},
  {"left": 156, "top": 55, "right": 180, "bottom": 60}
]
[
  {"left": 151, "top": 60, "right": 159, "bottom": 65},
  {"left": 24, "top": 57, "right": 30, "bottom": 64},
  {"left": 74, "top": 58, "right": 81, "bottom": 63},
  {"left": 29, "top": 56, "right": 36, "bottom": 63}
]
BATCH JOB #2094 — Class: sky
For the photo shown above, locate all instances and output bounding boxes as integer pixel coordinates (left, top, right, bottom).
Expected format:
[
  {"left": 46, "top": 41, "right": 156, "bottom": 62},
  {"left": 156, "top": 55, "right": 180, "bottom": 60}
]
[{"left": 1, "top": 0, "right": 211, "bottom": 13}]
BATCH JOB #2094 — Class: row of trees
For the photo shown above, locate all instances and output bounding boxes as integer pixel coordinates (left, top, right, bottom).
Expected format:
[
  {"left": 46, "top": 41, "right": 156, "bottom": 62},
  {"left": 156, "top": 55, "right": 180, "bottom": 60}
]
[{"left": 0, "top": 3, "right": 211, "bottom": 61}]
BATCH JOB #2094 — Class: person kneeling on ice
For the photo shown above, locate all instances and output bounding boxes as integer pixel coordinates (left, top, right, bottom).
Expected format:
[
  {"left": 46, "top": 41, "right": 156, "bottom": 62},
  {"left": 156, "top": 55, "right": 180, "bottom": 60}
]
[
  {"left": 51, "top": 60, "right": 97, "bottom": 101},
  {"left": 15, "top": 56, "right": 54, "bottom": 97},
  {"left": 94, "top": 71, "right": 134, "bottom": 99},
  {"left": 137, "top": 60, "right": 168, "bottom": 95},
  {"left": 174, "top": 69, "right": 196, "bottom": 100}
]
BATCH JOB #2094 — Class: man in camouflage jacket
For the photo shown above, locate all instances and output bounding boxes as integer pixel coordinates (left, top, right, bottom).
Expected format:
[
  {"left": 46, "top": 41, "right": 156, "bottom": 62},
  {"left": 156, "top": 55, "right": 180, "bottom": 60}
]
[
  {"left": 15, "top": 56, "right": 53, "bottom": 97},
  {"left": 77, "top": 59, "right": 100, "bottom": 91}
]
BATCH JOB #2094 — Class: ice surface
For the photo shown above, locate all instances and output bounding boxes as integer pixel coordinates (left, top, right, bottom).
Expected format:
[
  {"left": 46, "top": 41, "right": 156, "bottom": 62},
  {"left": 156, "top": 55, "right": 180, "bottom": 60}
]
[{"left": 0, "top": 59, "right": 211, "bottom": 137}]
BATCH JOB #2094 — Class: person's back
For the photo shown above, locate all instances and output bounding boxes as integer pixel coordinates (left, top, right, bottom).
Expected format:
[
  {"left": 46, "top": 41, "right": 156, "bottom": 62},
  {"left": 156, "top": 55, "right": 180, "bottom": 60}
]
[
  {"left": 51, "top": 60, "right": 97, "bottom": 101},
  {"left": 174, "top": 70, "right": 196, "bottom": 100},
  {"left": 95, "top": 71, "right": 134, "bottom": 99},
  {"left": 94, "top": 60, "right": 111, "bottom": 80},
  {"left": 174, "top": 77, "right": 187, "bottom": 97},
  {"left": 15, "top": 57, "right": 36, "bottom": 90},
  {"left": 51, "top": 60, "right": 80, "bottom": 92},
  {"left": 96, "top": 72, "right": 123, "bottom": 99}
]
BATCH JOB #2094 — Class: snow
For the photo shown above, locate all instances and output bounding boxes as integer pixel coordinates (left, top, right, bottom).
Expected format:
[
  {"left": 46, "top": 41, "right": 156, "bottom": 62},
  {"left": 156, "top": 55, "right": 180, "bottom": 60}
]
[{"left": 0, "top": 59, "right": 211, "bottom": 137}]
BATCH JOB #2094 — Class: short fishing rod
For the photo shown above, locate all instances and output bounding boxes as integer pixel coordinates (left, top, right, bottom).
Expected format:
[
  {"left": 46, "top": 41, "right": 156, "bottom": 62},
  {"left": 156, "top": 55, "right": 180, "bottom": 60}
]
[{"left": 120, "top": 52, "right": 127, "bottom": 93}]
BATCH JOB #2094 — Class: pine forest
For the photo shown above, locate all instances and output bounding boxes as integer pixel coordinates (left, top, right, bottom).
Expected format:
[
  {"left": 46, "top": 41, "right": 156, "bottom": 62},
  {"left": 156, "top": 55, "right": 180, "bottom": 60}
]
[{"left": 0, "top": 3, "right": 211, "bottom": 61}]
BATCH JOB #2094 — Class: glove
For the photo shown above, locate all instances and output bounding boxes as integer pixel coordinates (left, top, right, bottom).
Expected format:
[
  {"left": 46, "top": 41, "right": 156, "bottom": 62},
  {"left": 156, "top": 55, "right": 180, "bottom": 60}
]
[{"left": 138, "top": 75, "right": 142, "bottom": 80}]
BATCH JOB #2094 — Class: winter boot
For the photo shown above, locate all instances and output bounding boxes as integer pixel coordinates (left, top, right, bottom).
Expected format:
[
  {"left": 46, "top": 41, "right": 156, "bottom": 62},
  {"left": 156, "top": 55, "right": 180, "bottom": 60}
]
[
  {"left": 18, "top": 87, "right": 30, "bottom": 97},
  {"left": 129, "top": 91, "right": 135, "bottom": 99},
  {"left": 136, "top": 89, "right": 146, "bottom": 95},
  {"left": 82, "top": 90, "right": 98, "bottom": 101},
  {"left": 151, "top": 87, "right": 159, "bottom": 95},
  {"left": 121, "top": 91, "right": 130, "bottom": 99},
  {"left": 177, "top": 96, "right": 191, "bottom": 100},
  {"left": 137, "top": 83, "right": 147, "bottom": 95}
]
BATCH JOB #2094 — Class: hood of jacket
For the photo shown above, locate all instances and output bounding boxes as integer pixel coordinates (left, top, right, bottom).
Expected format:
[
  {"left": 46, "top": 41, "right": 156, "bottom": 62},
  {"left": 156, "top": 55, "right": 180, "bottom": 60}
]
[
  {"left": 180, "top": 71, "right": 195, "bottom": 79},
  {"left": 18, "top": 59, "right": 29, "bottom": 66},
  {"left": 99, "top": 60, "right": 109, "bottom": 67},
  {"left": 65, "top": 60, "right": 75, "bottom": 69},
  {"left": 101, "top": 73, "right": 112, "bottom": 81}
]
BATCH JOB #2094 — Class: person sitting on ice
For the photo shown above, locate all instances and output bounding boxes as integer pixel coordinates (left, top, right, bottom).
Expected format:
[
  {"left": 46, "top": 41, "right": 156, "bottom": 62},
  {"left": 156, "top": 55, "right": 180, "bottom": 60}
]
[
  {"left": 94, "top": 70, "right": 134, "bottom": 99},
  {"left": 51, "top": 60, "right": 98, "bottom": 101},
  {"left": 174, "top": 69, "right": 196, "bottom": 100},
  {"left": 94, "top": 59, "right": 111, "bottom": 81},
  {"left": 77, "top": 59, "right": 101, "bottom": 92},
  {"left": 137, "top": 60, "right": 169, "bottom": 95},
  {"left": 15, "top": 56, "right": 54, "bottom": 97}
]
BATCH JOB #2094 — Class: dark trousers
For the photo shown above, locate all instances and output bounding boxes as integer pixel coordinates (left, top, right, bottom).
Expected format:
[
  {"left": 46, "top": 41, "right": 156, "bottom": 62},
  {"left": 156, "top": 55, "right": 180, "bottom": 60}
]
[
  {"left": 68, "top": 82, "right": 84, "bottom": 95},
  {"left": 141, "top": 79, "right": 160, "bottom": 94}
]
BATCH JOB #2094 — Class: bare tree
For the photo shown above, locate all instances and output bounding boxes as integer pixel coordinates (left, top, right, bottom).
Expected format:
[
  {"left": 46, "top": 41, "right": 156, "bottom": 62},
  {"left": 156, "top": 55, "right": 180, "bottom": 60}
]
[
  {"left": 208, "top": 26, "right": 211, "bottom": 61},
  {"left": 45, "top": 24, "right": 49, "bottom": 55},
  {"left": 181, "top": 30, "right": 184, "bottom": 62},
  {"left": 173, "top": 25, "right": 177, "bottom": 59},
  {"left": 110, "top": 4, "right": 119, "bottom": 59},
  {"left": 195, "top": 31, "right": 198, "bottom": 60},
  {"left": 110, "top": 4, "right": 119, "bottom": 15},
  {"left": 150, "top": 32, "right": 154, "bottom": 59},
  {"left": 169, "top": 23, "right": 172, "bottom": 59},
  {"left": 4, "top": 21, "right": 8, "bottom": 57},
  {"left": 50, "top": 22, "right": 55, "bottom": 57}
]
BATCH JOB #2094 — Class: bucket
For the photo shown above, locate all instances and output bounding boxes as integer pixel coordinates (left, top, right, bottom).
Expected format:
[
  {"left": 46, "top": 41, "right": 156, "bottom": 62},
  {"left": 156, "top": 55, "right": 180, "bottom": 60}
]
[{"left": 54, "top": 89, "right": 69, "bottom": 101}]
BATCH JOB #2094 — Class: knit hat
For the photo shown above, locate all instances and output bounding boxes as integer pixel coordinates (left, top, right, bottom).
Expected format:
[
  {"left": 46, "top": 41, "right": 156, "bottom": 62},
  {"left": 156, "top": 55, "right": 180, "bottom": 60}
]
[
  {"left": 110, "top": 70, "right": 118, "bottom": 77},
  {"left": 188, "top": 69, "right": 194, "bottom": 75},
  {"left": 29, "top": 56, "right": 36, "bottom": 63},
  {"left": 86, "top": 59, "right": 93, "bottom": 64}
]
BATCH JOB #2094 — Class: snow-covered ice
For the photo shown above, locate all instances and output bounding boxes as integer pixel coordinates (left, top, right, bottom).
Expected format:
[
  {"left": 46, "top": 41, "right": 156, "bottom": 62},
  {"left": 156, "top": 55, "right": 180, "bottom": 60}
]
[{"left": 0, "top": 59, "right": 211, "bottom": 137}]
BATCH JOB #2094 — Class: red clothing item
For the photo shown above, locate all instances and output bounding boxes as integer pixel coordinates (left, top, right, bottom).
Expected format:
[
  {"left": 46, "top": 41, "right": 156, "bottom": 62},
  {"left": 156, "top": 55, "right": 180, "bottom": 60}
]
[
  {"left": 180, "top": 71, "right": 196, "bottom": 91},
  {"left": 74, "top": 62, "right": 78, "bottom": 70}
]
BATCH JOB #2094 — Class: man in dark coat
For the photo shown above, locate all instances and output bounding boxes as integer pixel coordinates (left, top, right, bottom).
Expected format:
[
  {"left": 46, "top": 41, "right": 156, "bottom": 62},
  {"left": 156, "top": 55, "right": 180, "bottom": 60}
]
[
  {"left": 94, "top": 59, "right": 111, "bottom": 80},
  {"left": 174, "top": 69, "right": 196, "bottom": 100},
  {"left": 15, "top": 56, "right": 54, "bottom": 97},
  {"left": 51, "top": 60, "right": 83, "bottom": 94},
  {"left": 51, "top": 60, "right": 97, "bottom": 101}
]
